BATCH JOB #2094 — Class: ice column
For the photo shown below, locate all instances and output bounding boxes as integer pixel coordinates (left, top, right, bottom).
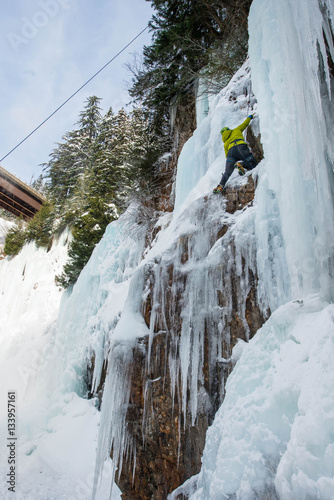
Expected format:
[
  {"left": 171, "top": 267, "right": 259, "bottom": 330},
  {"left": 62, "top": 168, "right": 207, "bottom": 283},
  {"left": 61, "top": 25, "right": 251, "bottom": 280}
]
[
  {"left": 195, "top": 76, "right": 210, "bottom": 126},
  {"left": 249, "top": 0, "right": 334, "bottom": 304}
]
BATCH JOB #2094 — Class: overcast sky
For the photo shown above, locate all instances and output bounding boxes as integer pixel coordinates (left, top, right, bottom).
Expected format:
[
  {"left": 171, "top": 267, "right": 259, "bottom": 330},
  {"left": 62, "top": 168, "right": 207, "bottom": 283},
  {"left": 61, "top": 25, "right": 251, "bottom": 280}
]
[{"left": 0, "top": 0, "right": 153, "bottom": 183}]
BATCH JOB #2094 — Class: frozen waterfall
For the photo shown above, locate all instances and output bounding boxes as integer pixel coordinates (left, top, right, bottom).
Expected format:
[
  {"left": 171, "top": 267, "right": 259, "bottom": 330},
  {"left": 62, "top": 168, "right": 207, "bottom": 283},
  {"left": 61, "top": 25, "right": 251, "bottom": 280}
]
[
  {"left": 187, "top": 0, "right": 334, "bottom": 498},
  {"left": 250, "top": 0, "right": 334, "bottom": 306}
]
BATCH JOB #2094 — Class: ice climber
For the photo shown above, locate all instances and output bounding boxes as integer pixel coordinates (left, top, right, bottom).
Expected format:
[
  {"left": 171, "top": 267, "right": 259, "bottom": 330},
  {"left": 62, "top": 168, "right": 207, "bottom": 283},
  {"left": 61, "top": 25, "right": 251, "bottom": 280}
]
[{"left": 213, "top": 115, "right": 258, "bottom": 194}]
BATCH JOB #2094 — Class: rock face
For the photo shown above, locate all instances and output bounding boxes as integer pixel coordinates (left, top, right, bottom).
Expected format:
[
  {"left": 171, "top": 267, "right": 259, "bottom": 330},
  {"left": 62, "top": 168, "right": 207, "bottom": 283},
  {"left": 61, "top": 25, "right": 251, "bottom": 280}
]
[{"left": 116, "top": 173, "right": 269, "bottom": 499}]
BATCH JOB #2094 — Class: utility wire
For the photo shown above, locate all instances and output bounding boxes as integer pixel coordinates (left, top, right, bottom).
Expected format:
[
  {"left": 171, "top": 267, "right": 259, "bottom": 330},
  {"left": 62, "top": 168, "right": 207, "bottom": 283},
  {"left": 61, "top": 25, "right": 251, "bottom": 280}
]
[{"left": 0, "top": 25, "right": 149, "bottom": 163}]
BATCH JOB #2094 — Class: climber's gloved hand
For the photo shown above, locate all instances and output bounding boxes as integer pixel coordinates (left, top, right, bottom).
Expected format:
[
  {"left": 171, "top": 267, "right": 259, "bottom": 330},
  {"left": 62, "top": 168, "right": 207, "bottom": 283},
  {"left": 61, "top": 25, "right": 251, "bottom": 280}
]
[{"left": 248, "top": 114, "right": 254, "bottom": 119}]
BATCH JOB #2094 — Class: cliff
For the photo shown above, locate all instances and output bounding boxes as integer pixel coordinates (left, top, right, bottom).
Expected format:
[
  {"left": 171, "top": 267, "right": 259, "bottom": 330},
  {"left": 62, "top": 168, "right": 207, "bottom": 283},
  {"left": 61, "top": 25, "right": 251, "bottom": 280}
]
[
  {"left": 116, "top": 176, "right": 267, "bottom": 499},
  {"left": 86, "top": 64, "right": 269, "bottom": 499}
]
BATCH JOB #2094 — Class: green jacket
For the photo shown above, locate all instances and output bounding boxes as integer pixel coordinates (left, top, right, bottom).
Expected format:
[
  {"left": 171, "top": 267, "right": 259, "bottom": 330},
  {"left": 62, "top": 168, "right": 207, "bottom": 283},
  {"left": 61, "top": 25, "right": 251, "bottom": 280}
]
[{"left": 221, "top": 117, "right": 251, "bottom": 156}]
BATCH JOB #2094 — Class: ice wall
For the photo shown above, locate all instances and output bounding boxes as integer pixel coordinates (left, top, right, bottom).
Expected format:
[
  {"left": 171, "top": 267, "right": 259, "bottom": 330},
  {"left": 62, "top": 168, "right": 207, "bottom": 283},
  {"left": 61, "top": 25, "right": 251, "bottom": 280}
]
[
  {"left": 174, "top": 64, "right": 254, "bottom": 214},
  {"left": 188, "top": 297, "right": 334, "bottom": 500},
  {"left": 249, "top": 0, "right": 334, "bottom": 306},
  {"left": 26, "top": 209, "right": 149, "bottom": 498},
  {"left": 42, "top": 211, "right": 147, "bottom": 399},
  {"left": 90, "top": 65, "right": 260, "bottom": 496},
  {"left": 187, "top": 0, "right": 334, "bottom": 498}
]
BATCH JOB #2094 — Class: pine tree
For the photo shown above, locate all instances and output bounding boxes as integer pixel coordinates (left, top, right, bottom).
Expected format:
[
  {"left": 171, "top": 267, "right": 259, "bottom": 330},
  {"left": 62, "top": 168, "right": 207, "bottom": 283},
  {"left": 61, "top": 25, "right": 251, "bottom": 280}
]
[
  {"left": 127, "top": 107, "right": 165, "bottom": 190},
  {"left": 77, "top": 96, "right": 102, "bottom": 142},
  {"left": 55, "top": 104, "right": 126, "bottom": 288},
  {"left": 30, "top": 174, "right": 47, "bottom": 195},
  {"left": 55, "top": 195, "right": 117, "bottom": 288},
  {"left": 4, "top": 223, "right": 25, "bottom": 256},
  {"left": 44, "top": 96, "right": 102, "bottom": 212},
  {"left": 91, "top": 107, "right": 132, "bottom": 208},
  {"left": 75, "top": 96, "right": 102, "bottom": 176},
  {"left": 44, "top": 129, "right": 84, "bottom": 206},
  {"left": 25, "top": 202, "right": 55, "bottom": 248},
  {"left": 129, "top": 0, "right": 252, "bottom": 131}
]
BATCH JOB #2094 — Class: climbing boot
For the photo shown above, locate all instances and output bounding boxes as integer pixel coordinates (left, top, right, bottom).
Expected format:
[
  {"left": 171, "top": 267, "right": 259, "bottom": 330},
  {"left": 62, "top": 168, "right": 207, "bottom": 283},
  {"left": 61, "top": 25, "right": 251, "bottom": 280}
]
[
  {"left": 235, "top": 161, "right": 245, "bottom": 176},
  {"left": 213, "top": 184, "right": 225, "bottom": 195}
]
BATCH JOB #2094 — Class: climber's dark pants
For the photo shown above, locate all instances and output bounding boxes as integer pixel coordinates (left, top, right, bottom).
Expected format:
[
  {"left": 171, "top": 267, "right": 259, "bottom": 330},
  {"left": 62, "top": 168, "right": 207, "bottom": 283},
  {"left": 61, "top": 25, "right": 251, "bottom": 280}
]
[{"left": 219, "top": 143, "right": 258, "bottom": 187}]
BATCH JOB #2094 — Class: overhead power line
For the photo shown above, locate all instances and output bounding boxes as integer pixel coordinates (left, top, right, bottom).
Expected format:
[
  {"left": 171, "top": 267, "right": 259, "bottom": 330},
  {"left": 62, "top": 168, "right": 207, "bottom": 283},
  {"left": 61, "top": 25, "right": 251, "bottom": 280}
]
[{"left": 0, "top": 25, "right": 149, "bottom": 163}]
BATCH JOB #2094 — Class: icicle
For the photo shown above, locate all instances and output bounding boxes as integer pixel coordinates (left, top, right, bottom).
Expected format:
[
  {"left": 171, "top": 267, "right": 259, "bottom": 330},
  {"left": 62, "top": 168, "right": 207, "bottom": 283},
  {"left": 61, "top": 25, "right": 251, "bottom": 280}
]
[{"left": 249, "top": 0, "right": 334, "bottom": 305}]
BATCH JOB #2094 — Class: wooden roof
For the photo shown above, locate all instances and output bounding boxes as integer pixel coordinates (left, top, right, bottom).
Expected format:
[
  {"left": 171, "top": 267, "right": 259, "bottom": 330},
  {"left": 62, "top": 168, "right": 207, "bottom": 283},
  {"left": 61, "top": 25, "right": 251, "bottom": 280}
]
[{"left": 0, "top": 165, "right": 46, "bottom": 219}]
